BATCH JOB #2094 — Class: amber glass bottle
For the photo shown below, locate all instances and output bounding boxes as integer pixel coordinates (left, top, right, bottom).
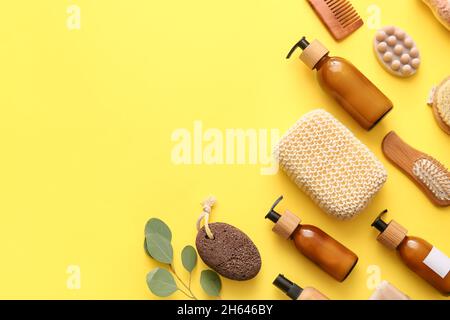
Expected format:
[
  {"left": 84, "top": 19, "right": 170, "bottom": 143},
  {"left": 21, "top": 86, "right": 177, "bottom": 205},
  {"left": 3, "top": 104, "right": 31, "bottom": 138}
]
[
  {"left": 273, "top": 274, "right": 329, "bottom": 300},
  {"left": 372, "top": 211, "right": 450, "bottom": 296},
  {"left": 287, "top": 37, "right": 393, "bottom": 130},
  {"left": 265, "top": 196, "right": 358, "bottom": 282}
]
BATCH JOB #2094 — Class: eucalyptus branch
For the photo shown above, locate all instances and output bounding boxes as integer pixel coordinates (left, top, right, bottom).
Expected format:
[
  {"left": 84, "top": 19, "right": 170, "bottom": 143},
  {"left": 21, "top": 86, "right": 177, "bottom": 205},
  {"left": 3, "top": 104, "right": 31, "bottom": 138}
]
[
  {"left": 145, "top": 219, "right": 222, "bottom": 300},
  {"left": 177, "top": 287, "right": 195, "bottom": 300},
  {"left": 188, "top": 273, "right": 192, "bottom": 291},
  {"left": 170, "top": 264, "right": 198, "bottom": 300}
]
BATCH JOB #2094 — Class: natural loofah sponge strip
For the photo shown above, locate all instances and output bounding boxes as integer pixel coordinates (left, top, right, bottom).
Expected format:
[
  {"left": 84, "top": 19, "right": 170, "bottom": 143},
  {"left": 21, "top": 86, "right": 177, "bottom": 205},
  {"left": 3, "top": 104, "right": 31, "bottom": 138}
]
[
  {"left": 435, "top": 77, "right": 450, "bottom": 127},
  {"left": 423, "top": 0, "right": 450, "bottom": 30},
  {"left": 276, "top": 109, "right": 387, "bottom": 220},
  {"left": 428, "top": 76, "right": 450, "bottom": 134}
]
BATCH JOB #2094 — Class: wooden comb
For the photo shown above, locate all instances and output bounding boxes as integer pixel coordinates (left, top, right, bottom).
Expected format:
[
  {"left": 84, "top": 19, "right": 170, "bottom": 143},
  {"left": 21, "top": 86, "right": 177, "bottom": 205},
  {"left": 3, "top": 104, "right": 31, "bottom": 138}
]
[{"left": 307, "top": 0, "right": 364, "bottom": 41}]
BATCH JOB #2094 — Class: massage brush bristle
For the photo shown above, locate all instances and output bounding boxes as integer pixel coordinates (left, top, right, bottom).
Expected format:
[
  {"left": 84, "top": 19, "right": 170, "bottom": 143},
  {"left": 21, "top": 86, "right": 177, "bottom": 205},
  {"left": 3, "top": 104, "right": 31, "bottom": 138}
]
[
  {"left": 413, "top": 158, "right": 450, "bottom": 202},
  {"left": 307, "top": 0, "right": 363, "bottom": 41},
  {"left": 382, "top": 131, "right": 450, "bottom": 207}
]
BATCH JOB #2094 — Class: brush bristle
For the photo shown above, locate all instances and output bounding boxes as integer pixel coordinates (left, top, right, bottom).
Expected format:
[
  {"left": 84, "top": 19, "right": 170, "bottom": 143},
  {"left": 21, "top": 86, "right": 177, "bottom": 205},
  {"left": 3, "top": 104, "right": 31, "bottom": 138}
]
[
  {"left": 413, "top": 158, "right": 450, "bottom": 201},
  {"left": 325, "top": 0, "right": 360, "bottom": 28}
]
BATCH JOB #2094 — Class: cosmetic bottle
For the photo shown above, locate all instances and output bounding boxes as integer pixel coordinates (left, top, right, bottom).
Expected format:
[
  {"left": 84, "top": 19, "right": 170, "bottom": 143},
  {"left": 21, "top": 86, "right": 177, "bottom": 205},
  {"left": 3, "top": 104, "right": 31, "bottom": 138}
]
[
  {"left": 371, "top": 210, "right": 450, "bottom": 296},
  {"left": 369, "top": 281, "right": 411, "bottom": 300},
  {"left": 287, "top": 37, "right": 393, "bottom": 130},
  {"left": 265, "top": 196, "right": 358, "bottom": 282},
  {"left": 273, "top": 274, "right": 329, "bottom": 300}
]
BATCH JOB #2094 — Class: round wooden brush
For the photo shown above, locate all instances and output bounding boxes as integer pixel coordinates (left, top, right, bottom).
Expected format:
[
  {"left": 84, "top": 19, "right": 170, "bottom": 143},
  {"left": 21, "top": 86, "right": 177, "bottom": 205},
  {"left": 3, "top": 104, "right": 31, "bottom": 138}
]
[{"left": 428, "top": 76, "right": 450, "bottom": 135}]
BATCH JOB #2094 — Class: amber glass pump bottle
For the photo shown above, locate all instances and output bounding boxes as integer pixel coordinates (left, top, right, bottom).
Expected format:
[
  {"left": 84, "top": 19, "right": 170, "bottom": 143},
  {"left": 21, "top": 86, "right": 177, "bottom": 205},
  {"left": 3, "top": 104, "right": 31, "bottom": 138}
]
[
  {"left": 273, "top": 274, "right": 329, "bottom": 300},
  {"left": 265, "top": 196, "right": 358, "bottom": 282},
  {"left": 287, "top": 37, "right": 393, "bottom": 130},
  {"left": 371, "top": 210, "right": 449, "bottom": 296}
]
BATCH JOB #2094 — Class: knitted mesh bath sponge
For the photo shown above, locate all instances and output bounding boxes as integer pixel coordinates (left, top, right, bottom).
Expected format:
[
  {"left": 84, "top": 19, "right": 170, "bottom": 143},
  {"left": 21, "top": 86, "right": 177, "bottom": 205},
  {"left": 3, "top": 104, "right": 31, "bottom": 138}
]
[{"left": 275, "top": 109, "right": 387, "bottom": 220}]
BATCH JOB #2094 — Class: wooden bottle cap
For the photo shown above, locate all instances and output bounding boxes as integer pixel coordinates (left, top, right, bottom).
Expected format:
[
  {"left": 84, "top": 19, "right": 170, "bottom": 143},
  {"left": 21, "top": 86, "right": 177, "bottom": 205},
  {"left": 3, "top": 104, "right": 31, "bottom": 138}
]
[
  {"left": 300, "top": 40, "right": 329, "bottom": 69},
  {"left": 272, "top": 210, "right": 301, "bottom": 240},
  {"left": 377, "top": 220, "right": 408, "bottom": 250}
]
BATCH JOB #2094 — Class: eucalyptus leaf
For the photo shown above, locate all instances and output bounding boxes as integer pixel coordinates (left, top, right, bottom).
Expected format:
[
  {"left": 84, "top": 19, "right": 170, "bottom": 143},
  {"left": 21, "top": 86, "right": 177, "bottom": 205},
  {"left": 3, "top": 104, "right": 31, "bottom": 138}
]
[
  {"left": 146, "top": 232, "right": 173, "bottom": 264},
  {"left": 145, "top": 218, "right": 172, "bottom": 241},
  {"left": 200, "top": 270, "right": 222, "bottom": 297},
  {"left": 146, "top": 268, "right": 178, "bottom": 297},
  {"left": 181, "top": 245, "right": 197, "bottom": 272},
  {"left": 144, "top": 238, "right": 152, "bottom": 258}
]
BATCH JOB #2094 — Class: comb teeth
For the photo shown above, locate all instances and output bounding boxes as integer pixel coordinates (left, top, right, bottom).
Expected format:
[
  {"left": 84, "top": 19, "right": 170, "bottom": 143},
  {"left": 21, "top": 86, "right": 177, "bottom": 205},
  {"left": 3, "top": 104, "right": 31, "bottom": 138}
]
[
  {"left": 325, "top": 0, "right": 360, "bottom": 27},
  {"left": 308, "top": 0, "right": 363, "bottom": 40},
  {"left": 413, "top": 158, "right": 450, "bottom": 201}
]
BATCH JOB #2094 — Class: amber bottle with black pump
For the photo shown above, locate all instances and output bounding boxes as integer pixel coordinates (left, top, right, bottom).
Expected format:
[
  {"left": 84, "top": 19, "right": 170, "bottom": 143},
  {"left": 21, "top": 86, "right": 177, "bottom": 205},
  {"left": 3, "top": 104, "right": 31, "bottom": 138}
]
[
  {"left": 265, "top": 196, "right": 358, "bottom": 282},
  {"left": 371, "top": 210, "right": 450, "bottom": 296},
  {"left": 273, "top": 274, "right": 329, "bottom": 300},
  {"left": 287, "top": 37, "right": 393, "bottom": 130}
]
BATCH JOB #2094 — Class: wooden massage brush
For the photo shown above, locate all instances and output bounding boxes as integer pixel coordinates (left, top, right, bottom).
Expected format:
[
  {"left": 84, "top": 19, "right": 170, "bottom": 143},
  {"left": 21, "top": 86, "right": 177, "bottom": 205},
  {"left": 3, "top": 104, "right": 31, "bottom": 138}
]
[{"left": 382, "top": 131, "right": 450, "bottom": 207}]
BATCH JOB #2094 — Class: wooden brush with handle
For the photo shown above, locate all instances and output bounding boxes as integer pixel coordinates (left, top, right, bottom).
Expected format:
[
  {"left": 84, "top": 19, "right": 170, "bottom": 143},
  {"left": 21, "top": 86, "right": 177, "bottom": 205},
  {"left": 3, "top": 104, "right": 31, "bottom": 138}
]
[
  {"left": 382, "top": 131, "right": 450, "bottom": 207},
  {"left": 307, "top": 0, "right": 363, "bottom": 41}
]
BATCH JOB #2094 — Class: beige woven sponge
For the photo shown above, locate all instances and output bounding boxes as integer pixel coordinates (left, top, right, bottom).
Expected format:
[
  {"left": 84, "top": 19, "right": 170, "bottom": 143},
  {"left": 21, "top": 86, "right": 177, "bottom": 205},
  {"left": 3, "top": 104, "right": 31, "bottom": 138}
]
[{"left": 276, "top": 109, "right": 387, "bottom": 220}]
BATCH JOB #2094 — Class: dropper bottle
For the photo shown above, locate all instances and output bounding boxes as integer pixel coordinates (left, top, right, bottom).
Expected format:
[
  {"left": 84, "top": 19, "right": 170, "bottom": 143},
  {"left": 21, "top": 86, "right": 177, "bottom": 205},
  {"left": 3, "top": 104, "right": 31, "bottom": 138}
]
[
  {"left": 371, "top": 210, "right": 449, "bottom": 296},
  {"left": 287, "top": 37, "right": 393, "bottom": 130},
  {"left": 265, "top": 196, "right": 358, "bottom": 282},
  {"left": 273, "top": 274, "right": 329, "bottom": 300}
]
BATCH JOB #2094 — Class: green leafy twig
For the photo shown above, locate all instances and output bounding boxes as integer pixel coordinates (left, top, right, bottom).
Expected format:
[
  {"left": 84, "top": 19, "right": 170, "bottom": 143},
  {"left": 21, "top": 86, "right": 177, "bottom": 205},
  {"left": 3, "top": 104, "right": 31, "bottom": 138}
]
[
  {"left": 144, "top": 218, "right": 222, "bottom": 299},
  {"left": 170, "top": 263, "right": 197, "bottom": 300}
]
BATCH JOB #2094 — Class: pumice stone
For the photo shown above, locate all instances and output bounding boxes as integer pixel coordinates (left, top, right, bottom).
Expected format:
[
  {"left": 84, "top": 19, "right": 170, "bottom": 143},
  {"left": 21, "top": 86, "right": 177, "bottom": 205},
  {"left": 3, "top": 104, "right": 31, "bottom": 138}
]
[{"left": 196, "top": 222, "right": 261, "bottom": 281}]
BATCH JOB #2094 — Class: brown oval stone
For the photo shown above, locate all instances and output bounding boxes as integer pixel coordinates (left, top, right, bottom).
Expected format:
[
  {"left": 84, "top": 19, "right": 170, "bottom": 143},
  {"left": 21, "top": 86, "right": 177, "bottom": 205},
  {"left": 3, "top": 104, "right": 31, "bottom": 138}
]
[{"left": 196, "top": 222, "right": 261, "bottom": 281}]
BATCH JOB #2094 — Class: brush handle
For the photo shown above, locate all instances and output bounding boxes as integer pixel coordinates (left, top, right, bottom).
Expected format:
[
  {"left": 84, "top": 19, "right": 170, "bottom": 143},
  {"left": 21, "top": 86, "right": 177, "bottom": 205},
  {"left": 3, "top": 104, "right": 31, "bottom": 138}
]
[{"left": 382, "top": 131, "right": 424, "bottom": 167}]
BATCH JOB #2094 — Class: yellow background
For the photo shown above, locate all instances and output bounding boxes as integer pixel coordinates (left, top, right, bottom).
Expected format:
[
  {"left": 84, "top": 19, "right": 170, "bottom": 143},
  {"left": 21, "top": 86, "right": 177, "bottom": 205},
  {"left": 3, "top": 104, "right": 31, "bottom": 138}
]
[{"left": 0, "top": 0, "right": 448, "bottom": 299}]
